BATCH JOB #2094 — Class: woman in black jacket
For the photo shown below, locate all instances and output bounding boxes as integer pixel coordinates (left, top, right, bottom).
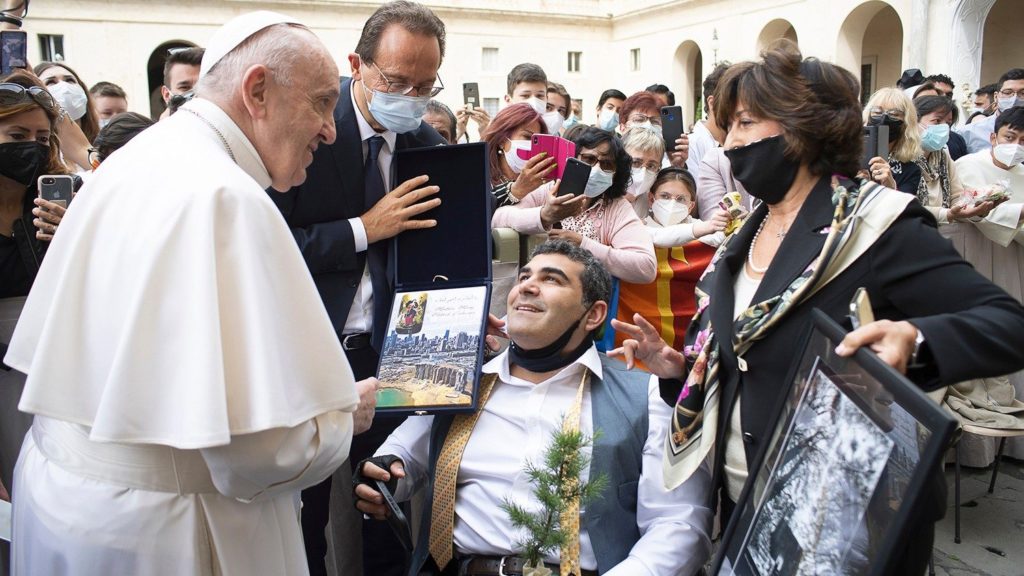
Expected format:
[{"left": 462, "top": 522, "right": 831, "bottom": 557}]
[{"left": 612, "top": 43, "right": 1024, "bottom": 576}]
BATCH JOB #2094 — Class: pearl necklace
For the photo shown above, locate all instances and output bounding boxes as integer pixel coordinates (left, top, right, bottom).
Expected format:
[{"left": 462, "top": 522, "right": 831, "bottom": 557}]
[{"left": 747, "top": 215, "right": 770, "bottom": 274}]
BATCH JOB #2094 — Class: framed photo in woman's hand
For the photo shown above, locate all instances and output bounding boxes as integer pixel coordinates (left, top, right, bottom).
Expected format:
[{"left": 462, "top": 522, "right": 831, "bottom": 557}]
[{"left": 712, "top": 309, "right": 957, "bottom": 576}]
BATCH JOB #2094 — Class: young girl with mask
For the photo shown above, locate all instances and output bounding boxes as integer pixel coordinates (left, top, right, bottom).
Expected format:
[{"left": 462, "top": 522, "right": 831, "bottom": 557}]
[
  {"left": 0, "top": 70, "right": 71, "bottom": 298},
  {"left": 492, "top": 126, "right": 656, "bottom": 284},
  {"left": 482, "top": 102, "right": 555, "bottom": 207},
  {"left": 613, "top": 167, "right": 728, "bottom": 361}
]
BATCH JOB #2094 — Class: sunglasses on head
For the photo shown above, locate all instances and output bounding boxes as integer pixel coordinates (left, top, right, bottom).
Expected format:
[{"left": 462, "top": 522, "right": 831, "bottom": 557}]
[{"left": 0, "top": 82, "right": 56, "bottom": 110}]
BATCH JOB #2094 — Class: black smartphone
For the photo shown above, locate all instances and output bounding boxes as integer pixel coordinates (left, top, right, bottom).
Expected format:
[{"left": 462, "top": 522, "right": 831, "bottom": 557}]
[
  {"left": 463, "top": 82, "right": 480, "bottom": 107},
  {"left": 374, "top": 479, "right": 413, "bottom": 552},
  {"left": 557, "top": 157, "right": 591, "bottom": 197},
  {"left": 38, "top": 175, "right": 75, "bottom": 209},
  {"left": 660, "top": 105, "right": 684, "bottom": 152},
  {"left": 861, "top": 125, "right": 889, "bottom": 170},
  {"left": 0, "top": 30, "right": 28, "bottom": 76}
]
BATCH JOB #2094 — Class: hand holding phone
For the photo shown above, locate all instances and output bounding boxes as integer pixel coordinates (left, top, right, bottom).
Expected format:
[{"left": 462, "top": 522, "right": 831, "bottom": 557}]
[
  {"left": 374, "top": 479, "right": 413, "bottom": 552},
  {"left": 660, "top": 106, "right": 684, "bottom": 152},
  {"left": 38, "top": 175, "right": 74, "bottom": 209},
  {"left": 556, "top": 157, "right": 591, "bottom": 197}
]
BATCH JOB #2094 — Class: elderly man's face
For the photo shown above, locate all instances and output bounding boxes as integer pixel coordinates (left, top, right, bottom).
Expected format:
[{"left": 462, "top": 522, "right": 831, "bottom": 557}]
[{"left": 261, "top": 42, "right": 339, "bottom": 191}]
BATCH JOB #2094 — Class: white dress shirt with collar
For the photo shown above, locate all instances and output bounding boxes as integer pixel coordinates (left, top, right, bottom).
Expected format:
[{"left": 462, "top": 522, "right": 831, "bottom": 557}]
[
  {"left": 342, "top": 84, "right": 398, "bottom": 334},
  {"left": 378, "top": 345, "right": 713, "bottom": 576}
]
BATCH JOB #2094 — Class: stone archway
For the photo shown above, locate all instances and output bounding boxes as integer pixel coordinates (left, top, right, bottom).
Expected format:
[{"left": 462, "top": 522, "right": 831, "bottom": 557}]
[
  {"left": 671, "top": 40, "right": 703, "bottom": 129},
  {"left": 756, "top": 18, "right": 798, "bottom": 53},
  {"left": 837, "top": 1, "right": 903, "bottom": 103},
  {"left": 980, "top": 0, "right": 1024, "bottom": 87},
  {"left": 146, "top": 40, "right": 198, "bottom": 120}
]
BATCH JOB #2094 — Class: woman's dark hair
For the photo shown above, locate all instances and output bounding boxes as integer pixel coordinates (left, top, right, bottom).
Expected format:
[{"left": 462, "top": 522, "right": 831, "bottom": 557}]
[
  {"left": 597, "top": 89, "right": 626, "bottom": 109},
  {"left": 569, "top": 126, "right": 631, "bottom": 200},
  {"left": 0, "top": 69, "right": 69, "bottom": 176},
  {"left": 914, "top": 95, "right": 954, "bottom": 122},
  {"left": 92, "top": 112, "right": 154, "bottom": 163},
  {"left": 354, "top": 0, "right": 446, "bottom": 63},
  {"left": 33, "top": 61, "right": 101, "bottom": 142},
  {"left": 713, "top": 41, "right": 863, "bottom": 178}
]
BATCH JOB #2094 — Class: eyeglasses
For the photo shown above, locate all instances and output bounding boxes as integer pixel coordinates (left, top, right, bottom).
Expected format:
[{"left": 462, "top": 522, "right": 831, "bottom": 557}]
[
  {"left": 628, "top": 113, "right": 662, "bottom": 126},
  {"left": 579, "top": 152, "right": 616, "bottom": 172},
  {"left": 1000, "top": 88, "right": 1024, "bottom": 98},
  {"left": 0, "top": 83, "right": 55, "bottom": 110},
  {"left": 869, "top": 107, "right": 904, "bottom": 119},
  {"left": 631, "top": 158, "right": 660, "bottom": 172},
  {"left": 654, "top": 192, "right": 690, "bottom": 205},
  {"left": 364, "top": 59, "right": 443, "bottom": 98}
]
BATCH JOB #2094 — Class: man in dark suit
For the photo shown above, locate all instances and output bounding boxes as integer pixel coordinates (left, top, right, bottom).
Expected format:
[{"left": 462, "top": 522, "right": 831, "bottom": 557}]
[{"left": 269, "top": 2, "right": 448, "bottom": 575}]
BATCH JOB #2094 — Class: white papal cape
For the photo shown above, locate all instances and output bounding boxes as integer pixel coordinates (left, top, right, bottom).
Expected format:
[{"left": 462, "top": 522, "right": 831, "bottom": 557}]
[{"left": 4, "top": 98, "right": 359, "bottom": 575}]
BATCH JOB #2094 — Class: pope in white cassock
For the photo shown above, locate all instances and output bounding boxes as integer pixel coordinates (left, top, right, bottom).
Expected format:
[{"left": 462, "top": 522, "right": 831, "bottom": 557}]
[{"left": 3, "top": 12, "right": 372, "bottom": 576}]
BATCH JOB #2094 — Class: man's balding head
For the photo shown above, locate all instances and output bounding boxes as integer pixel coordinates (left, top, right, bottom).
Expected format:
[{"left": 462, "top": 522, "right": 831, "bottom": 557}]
[{"left": 196, "top": 17, "right": 340, "bottom": 192}]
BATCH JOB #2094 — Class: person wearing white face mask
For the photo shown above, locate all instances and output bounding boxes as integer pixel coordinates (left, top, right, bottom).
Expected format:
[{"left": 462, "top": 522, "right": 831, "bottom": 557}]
[
  {"left": 502, "top": 63, "right": 566, "bottom": 139},
  {"left": 481, "top": 102, "right": 555, "bottom": 206},
  {"left": 618, "top": 91, "right": 689, "bottom": 170},
  {"left": 612, "top": 168, "right": 729, "bottom": 361},
  {"left": 546, "top": 82, "right": 572, "bottom": 135},
  {"left": 595, "top": 89, "right": 626, "bottom": 131},
  {"left": 950, "top": 101, "right": 1024, "bottom": 467},
  {"left": 959, "top": 68, "right": 1024, "bottom": 153},
  {"left": 622, "top": 126, "right": 664, "bottom": 217},
  {"left": 492, "top": 126, "right": 656, "bottom": 284},
  {"left": 34, "top": 62, "right": 100, "bottom": 143}
]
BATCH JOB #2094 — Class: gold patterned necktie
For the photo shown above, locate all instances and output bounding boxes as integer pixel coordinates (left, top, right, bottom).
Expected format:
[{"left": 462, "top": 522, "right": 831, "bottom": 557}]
[
  {"left": 559, "top": 371, "right": 589, "bottom": 576},
  {"left": 428, "top": 373, "right": 499, "bottom": 571}
]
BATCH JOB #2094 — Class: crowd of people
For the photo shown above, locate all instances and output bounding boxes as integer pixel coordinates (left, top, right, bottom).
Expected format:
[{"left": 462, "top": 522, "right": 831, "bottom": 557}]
[{"left": 1, "top": 1, "right": 1024, "bottom": 575}]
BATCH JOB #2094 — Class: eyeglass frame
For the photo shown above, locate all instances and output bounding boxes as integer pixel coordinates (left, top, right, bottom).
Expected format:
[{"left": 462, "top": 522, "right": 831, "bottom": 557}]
[
  {"left": 578, "top": 151, "right": 616, "bottom": 172},
  {"left": 868, "top": 107, "right": 905, "bottom": 119},
  {"left": 360, "top": 57, "right": 444, "bottom": 98},
  {"left": 627, "top": 112, "right": 663, "bottom": 126},
  {"left": 630, "top": 157, "right": 660, "bottom": 172},
  {"left": 999, "top": 88, "right": 1024, "bottom": 99},
  {"left": 0, "top": 82, "right": 56, "bottom": 111}
]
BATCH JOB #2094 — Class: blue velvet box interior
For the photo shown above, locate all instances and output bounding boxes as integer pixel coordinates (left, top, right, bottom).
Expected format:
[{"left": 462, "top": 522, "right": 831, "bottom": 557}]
[{"left": 393, "top": 142, "right": 493, "bottom": 288}]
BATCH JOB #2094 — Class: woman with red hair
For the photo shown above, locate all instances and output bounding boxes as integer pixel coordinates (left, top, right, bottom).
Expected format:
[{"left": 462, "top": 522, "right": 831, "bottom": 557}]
[
  {"left": 617, "top": 90, "right": 689, "bottom": 169},
  {"left": 482, "top": 102, "right": 555, "bottom": 206}
]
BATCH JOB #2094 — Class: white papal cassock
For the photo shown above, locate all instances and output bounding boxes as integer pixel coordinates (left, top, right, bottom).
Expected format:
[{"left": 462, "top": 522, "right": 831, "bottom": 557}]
[{"left": 3, "top": 96, "right": 359, "bottom": 575}]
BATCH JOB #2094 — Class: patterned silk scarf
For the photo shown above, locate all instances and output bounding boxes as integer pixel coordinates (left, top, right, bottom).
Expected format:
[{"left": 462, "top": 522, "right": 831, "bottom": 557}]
[
  {"left": 662, "top": 177, "right": 912, "bottom": 489},
  {"left": 914, "top": 151, "right": 952, "bottom": 208}
]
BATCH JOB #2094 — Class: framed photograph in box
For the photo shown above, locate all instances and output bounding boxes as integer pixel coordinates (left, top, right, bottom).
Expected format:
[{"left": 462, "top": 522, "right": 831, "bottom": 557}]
[
  {"left": 376, "top": 142, "right": 492, "bottom": 415},
  {"left": 712, "top": 309, "right": 956, "bottom": 576}
]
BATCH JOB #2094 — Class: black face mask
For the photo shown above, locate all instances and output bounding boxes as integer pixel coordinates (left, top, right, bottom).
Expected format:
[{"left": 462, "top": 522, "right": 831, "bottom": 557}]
[
  {"left": 724, "top": 135, "right": 799, "bottom": 205},
  {"left": 868, "top": 114, "right": 905, "bottom": 144},
  {"left": 508, "top": 308, "right": 593, "bottom": 373},
  {"left": 0, "top": 142, "right": 48, "bottom": 188}
]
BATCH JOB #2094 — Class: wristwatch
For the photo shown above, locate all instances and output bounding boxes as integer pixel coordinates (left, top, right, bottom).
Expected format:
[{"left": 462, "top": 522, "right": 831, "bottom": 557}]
[{"left": 909, "top": 328, "right": 926, "bottom": 367}]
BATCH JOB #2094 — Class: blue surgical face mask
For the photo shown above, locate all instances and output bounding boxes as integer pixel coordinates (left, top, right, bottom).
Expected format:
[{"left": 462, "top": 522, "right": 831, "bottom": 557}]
[
  {"left": 598, "top": 108, "right": 619, "bottom": 132},
  {"left": 563, "top": 114, "right": 578, "bottom": 129},
  {"left": 920, "top": 123, "right": 950, "bottom": 153},
  {"left": 362, "top": 80, "right": 429, "bottom": 134},
  {"left": 584, "top": 165, "right": 614, "bottom": 198}
]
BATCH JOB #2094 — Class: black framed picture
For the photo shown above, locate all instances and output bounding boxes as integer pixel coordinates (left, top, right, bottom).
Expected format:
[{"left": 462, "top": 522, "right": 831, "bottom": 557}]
[{"left": 712, "top": 309, "right": 957, "bottom": 576}]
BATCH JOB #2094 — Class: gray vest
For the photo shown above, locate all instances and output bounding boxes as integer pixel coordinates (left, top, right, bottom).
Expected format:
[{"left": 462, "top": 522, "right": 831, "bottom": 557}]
[{"left": 408, "top": 354, "right": 650, "bottom": 575}]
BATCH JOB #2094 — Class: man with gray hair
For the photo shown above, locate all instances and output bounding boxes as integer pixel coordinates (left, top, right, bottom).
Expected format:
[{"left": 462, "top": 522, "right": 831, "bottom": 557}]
[{"left": 4, "top": 11, "right": 374, "bottom": 575}]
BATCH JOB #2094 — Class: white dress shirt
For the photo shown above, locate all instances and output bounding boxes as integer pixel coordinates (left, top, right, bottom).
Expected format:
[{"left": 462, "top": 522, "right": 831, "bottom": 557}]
[
  {"left": 378, "top": 346, "right": 713, "bottom": 576},
  {"left": 343, "top": 84, "right": 397, "bottom": 334}
]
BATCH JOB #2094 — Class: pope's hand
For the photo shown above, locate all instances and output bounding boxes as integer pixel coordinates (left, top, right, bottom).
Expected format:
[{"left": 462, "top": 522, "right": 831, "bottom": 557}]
[
  {"left": 361, "top": 175, "right": 441, "bottom": 244},
  {"left": 353, "top": 378, "right": 378, "bottom": 435},
  {"left": 354, "top": 459, "right": 405, "bottom": 519},
  {"left": 608, "top": 313, "right": 686, "bottom": 378}
]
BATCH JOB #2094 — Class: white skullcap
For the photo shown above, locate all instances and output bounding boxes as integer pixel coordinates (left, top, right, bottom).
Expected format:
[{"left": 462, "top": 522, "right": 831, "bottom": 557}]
[{"left": 199, "top": 10, "right": 304, "bottom": 78}]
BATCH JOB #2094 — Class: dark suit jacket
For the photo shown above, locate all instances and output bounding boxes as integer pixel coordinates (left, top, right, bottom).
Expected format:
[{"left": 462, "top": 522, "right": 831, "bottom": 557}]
[
  {"left": 270, "top": 77, "right": 445, "bottom": 342},
  {"left": 662, "top": 175, "right": 1024, "bottom": 524}
]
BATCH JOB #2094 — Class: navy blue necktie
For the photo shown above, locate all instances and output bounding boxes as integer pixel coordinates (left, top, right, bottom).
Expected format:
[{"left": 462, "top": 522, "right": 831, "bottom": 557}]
[{"left": 364, "top": 135, "right": 390, "bottom": 352}]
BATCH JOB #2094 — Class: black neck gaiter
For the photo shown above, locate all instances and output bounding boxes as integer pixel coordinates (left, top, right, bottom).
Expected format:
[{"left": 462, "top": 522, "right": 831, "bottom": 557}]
[{"left": 508, "top": 311, "right": 593, "bottom": 373}]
